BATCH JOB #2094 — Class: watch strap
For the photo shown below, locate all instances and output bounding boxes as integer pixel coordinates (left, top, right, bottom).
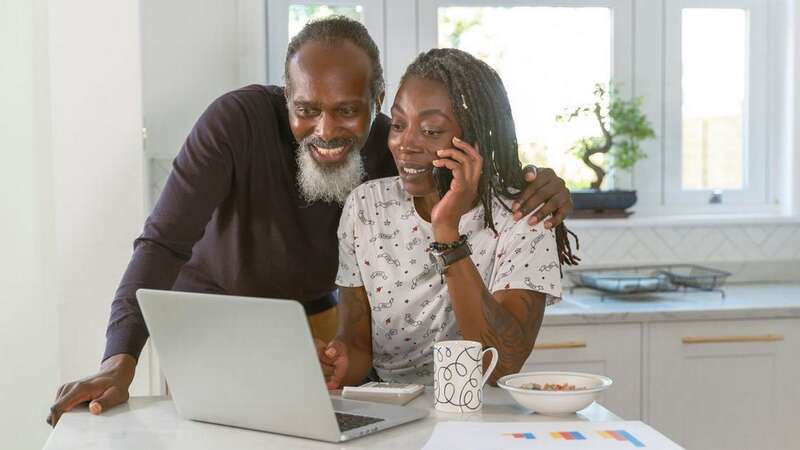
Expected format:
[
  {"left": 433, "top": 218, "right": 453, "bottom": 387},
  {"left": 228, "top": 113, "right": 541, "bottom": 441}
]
[{"left": 438, "top": 241, "right": 472, "bottom": 267}]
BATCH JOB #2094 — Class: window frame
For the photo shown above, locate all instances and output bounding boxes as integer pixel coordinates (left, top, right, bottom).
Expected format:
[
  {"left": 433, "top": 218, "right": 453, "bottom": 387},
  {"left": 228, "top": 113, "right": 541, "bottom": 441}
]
[
  {"left": 662, "top": 0, "right": 770, "bottom": 207},
  {"left": 265, "top": 0, "right": 386, "bottom": 86}
]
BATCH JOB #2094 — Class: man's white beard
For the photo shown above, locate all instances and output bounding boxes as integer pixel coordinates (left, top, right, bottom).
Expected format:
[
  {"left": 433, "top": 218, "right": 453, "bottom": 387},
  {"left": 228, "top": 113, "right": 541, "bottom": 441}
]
[{"left": 296, "top": 144, "right": 365, "bottom": 204}]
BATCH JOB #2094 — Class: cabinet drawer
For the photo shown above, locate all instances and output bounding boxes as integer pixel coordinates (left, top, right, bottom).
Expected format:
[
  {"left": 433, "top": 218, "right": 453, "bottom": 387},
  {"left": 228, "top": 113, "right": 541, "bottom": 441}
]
[
  {"left": 523, "top": 324, "right": 642, "bottom": 419},
  {"left": 646, "top": 319, "right": 800, "bottom": 450}
]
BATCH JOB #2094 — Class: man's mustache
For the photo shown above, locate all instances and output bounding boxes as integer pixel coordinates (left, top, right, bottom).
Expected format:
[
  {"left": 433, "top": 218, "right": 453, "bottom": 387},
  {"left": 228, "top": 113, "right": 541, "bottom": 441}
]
[{"left": 300, "top": 136, "right": 356, "bottom": 149}]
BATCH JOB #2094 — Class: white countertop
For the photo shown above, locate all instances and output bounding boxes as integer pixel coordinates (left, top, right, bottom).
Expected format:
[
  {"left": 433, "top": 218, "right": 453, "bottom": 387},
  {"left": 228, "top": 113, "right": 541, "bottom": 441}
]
[
  {"left": 544, "top": 282, "right": 800, "bottom": 325},
  {"left": 44, "top": 388, "right": 620, "bottom": 449}
]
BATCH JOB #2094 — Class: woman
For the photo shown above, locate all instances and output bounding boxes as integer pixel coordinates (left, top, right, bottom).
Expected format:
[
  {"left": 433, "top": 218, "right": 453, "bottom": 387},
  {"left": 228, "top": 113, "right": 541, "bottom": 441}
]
[{"left": 321, "top": 48, "right": 577, "bottom": 388}]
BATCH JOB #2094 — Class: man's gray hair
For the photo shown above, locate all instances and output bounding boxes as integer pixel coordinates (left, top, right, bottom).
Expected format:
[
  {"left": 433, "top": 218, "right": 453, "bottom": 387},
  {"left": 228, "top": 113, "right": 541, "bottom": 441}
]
[{"left": 284, "top": 15, "right": 385, "bottom": 100}]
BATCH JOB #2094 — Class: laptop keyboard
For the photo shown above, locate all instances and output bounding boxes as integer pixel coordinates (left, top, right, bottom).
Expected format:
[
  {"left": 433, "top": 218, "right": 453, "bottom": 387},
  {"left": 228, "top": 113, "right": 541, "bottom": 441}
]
[{"left": 335, "top": 412, "right": 385, "bottom": 432}]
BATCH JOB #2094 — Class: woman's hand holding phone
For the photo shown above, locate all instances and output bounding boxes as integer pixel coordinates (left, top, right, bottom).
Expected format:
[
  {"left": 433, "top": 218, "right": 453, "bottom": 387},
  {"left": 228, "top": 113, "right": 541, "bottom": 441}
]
[{"left": 430, "top": 136, "right": 482, "bottom": 242}]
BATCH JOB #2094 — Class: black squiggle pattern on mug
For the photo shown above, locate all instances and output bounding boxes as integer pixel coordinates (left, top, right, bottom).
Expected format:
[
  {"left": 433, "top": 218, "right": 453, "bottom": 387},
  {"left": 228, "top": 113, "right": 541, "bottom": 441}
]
[{"left": 433, "top": 346, "right": 484, "bottom": 412}]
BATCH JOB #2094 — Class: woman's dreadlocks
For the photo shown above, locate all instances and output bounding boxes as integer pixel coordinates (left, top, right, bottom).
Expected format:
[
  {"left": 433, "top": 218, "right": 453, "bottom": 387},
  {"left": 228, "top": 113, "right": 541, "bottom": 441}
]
[{"left": 400, "top": 48, "right": 579, "bottom": 269}]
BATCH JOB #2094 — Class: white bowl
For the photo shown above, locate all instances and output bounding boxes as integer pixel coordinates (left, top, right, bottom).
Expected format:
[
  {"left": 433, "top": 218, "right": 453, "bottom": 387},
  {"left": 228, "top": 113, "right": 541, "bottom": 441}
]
[{"left": 497, "top": 371, "right": 613, "bottom": 416}]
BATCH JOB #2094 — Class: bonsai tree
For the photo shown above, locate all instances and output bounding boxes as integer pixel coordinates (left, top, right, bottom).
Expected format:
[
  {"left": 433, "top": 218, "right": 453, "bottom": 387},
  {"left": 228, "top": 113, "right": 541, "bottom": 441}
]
[{"left": 557, "top": 83, "right": 655, "bottom": 190}]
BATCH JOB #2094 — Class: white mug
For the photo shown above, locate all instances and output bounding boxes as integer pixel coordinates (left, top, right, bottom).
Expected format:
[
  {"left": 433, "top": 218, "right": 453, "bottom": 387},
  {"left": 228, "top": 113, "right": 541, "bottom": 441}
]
[{"left": 432, "top": 340, "right": 499, "bottom": 413}]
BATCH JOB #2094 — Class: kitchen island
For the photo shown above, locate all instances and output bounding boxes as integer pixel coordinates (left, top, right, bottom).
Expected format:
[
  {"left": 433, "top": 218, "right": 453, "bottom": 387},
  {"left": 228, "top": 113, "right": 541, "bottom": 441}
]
[
  {"left": 44, "top": 387, "right": 632, "bottom": 449},
  {"left": 44, "top": 284, "right": 799, "bottom": 450}
]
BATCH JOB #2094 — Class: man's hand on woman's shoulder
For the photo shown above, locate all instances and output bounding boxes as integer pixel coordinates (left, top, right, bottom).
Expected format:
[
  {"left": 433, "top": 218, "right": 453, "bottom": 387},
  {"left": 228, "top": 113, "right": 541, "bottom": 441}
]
[
  {"left": 47, "top": 353, "right": 136, "bottom": 427},
  {"left": 513, "top": 166, "right": 573, "bottom": 228}
]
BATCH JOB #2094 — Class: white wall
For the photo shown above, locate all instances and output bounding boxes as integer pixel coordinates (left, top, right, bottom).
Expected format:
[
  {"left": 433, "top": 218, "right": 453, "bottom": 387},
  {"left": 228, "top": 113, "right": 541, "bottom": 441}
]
[
  {"left": 0, "top": 0, "right": 58, "bottom": 448},
  {"left": 48, "top": 0, "right": 148, "bottom": 388},
  {"left": 0, "top": 1, "right": 149, "bottom": 448},
  {"left": 141, "top": 0, "right": 242, "bottom": 161}
]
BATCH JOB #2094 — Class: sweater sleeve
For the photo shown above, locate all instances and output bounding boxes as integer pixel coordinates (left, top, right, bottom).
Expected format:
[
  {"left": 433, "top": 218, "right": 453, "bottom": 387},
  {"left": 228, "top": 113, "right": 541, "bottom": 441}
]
[{"left": 102, "top": 93, "right": 245, "bottom": 361}]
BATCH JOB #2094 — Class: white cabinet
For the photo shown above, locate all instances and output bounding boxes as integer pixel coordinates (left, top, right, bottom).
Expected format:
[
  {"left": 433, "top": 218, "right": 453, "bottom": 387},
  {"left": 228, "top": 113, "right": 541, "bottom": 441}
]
[
  {"left": 524, "top": 324, "right": 642, "bottom": 419},
  {"left": 646, "top": 319, "right": 800, "bottom": 450}
]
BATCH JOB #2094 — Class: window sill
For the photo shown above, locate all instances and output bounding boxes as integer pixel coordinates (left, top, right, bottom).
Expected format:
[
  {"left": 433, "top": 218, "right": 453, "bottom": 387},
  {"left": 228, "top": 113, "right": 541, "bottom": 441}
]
[{"left": 566, "top": 213, "right": 800, "bottom": 229}]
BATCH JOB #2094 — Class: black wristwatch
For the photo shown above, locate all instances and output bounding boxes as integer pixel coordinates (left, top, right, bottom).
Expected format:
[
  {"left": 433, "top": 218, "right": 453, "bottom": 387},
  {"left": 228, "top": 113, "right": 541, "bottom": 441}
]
[{"left": 429, "top": 235, "right": 472, "bottom": 283}]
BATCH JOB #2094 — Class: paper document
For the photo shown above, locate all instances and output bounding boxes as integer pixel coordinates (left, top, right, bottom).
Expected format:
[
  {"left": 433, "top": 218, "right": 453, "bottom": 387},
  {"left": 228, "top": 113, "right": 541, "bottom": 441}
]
[{"left": 422, "top": 421, "right": 684, "bottom": 450}]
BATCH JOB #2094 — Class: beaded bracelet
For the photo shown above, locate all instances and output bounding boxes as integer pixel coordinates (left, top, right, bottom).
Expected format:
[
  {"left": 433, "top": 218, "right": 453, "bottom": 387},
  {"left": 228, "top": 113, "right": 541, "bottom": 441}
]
[{"left": 429, "top": 234, "right": 468, "bottom": 252}]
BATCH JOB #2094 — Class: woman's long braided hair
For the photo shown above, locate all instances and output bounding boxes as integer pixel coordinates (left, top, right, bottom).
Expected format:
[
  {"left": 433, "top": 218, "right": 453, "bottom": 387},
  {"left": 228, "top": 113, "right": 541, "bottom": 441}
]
[{"left": 401, "top": 48, "right": 579, "bottom": 269}]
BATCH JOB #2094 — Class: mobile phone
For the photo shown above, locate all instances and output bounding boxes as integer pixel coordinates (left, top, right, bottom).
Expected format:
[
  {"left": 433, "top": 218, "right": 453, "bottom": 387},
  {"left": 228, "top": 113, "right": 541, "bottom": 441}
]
[
  {"left": 433, "top": 135, "right": 475, "bottom": 197},
  {"left": 433, "top": 166, "right": 453, "bottom": 198}
]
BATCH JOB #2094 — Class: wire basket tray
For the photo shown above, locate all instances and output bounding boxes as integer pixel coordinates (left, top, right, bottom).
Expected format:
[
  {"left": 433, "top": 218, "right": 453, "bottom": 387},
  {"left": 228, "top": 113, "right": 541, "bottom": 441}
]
[{"left": 566, "top": 264, "right": 732, "bottom": 299}]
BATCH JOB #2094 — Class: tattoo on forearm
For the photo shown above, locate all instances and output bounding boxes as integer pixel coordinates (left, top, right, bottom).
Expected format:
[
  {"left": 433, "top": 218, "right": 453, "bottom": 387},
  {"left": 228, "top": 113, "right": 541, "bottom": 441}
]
[{"left": 478, "top": 292, "right": 540, "bottom": 383}]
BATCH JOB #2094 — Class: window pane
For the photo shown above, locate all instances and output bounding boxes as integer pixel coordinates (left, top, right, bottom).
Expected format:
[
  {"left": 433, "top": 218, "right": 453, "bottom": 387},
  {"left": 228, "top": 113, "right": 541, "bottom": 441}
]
[
  {"left": 681, "top": 9, "right": 746, "bottom": 190},
  {"left": 289, "top": 5, "right": 363, "bottom": 39},
  {"left": 438, "top": 7, "right": 611, "bottom": 189}
]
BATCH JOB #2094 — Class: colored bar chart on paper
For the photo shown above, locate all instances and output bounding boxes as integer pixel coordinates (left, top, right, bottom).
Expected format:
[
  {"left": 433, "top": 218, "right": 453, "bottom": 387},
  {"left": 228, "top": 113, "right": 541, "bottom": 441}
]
[
  {"left": 423, "top": 421, "right": 685, "bottom": 450},
  {"left": 550, "top": 431, "right": 587, "bottom": 440},
  {"left": 599, "top": 430, "right": 647, "bottom": 448},
  {"left": 503, "top": 432, "right": 536, "bottom": 439}
]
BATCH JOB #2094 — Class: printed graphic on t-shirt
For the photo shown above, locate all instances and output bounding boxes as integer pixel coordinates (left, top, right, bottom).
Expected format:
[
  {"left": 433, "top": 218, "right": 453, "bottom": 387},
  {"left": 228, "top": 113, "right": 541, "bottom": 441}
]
[{"left": 336, "top": 177, "right": 562, "bottom": 385}]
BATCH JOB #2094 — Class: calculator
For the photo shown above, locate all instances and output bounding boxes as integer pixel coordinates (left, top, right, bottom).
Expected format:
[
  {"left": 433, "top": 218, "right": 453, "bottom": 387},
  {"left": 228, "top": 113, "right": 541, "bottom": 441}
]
[{"left": 341, "top": 382, "right": 425, "bottom": 405}]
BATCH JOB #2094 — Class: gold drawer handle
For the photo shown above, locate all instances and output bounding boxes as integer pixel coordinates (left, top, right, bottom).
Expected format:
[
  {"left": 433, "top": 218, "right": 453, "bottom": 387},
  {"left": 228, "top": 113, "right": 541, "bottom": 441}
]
[
  {"left": 682, "top": 334, "right": 784, "bottom": 344},
  {"left": 534, "top": 340, "right": 587, "bottom": 350}
]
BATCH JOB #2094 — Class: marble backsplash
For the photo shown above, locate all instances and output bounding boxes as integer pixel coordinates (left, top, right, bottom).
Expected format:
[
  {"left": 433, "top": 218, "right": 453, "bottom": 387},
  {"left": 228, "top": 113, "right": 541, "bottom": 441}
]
[{"left": 565, "top": 223, "right": 800, "bottom": 284}]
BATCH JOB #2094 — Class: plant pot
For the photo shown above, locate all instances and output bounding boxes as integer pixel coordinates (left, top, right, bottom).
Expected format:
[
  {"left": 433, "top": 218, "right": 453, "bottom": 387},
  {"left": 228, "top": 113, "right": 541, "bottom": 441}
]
[{"left": 571, "top": 189, "right": 637, "bottom": 218}]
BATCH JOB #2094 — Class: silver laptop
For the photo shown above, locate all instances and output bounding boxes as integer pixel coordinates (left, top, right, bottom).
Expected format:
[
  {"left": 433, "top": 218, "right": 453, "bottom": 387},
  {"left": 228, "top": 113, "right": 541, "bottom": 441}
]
[{"left": 136, "top": 289, "right": 427, "bottom": 442}]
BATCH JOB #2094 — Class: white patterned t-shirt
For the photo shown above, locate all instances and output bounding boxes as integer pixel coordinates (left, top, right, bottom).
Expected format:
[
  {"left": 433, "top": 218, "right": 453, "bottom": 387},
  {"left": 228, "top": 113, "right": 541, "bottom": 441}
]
[{"left": 335, "top": 177, "right": 562, "bottom": 385}]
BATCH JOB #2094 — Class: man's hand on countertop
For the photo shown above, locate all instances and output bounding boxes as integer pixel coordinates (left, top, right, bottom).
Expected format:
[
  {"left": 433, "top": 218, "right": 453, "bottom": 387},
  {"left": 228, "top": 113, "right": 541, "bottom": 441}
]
[{"left": 47, "top": 353, "right": 136, "bottom": 427}]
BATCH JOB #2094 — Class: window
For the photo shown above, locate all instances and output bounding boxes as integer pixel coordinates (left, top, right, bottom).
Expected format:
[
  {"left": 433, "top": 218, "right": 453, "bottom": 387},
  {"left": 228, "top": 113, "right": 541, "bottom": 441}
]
[
  {"left": 681, "top": 9, "right": 746, "bottom": 191},
  {"left": 434, "top": 7, "right": 613, "bottom": 189},
  {"left": 664, "top": 0, "right": 769, "bottom": 207},
  {"left": 288, "top": 5, "right": 364, "bottom": 39},
  {"left": 266, "top": 0, "right": 384, "bottom": 85},
  {"left": 262, "top": 0, "right": 789, "bottom": 214},
  {"left": 418, "top": 1, "right": 632, "bottom": 191}
]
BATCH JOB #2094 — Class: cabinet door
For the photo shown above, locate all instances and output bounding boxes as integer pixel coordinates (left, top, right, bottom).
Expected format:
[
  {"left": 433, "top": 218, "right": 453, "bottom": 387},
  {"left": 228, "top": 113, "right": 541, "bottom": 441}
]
[
  {"left": 647, "top": 319, "right": 800, "bottom": 450},
  {"left": 523, "top": 323, "right": 642, "bottom": 419}
]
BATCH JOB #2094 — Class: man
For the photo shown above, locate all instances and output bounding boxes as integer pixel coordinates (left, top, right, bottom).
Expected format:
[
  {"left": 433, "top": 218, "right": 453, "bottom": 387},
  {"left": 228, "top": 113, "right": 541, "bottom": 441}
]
[{"left": 47, "top": 17, "right": 573, "bottom": 426}]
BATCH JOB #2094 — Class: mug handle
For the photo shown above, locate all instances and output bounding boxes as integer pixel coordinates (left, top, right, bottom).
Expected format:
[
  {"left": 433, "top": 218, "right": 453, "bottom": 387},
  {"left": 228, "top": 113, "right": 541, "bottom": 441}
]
[{"left": 480, "top": 347, "right": 499, "bottom": 389}]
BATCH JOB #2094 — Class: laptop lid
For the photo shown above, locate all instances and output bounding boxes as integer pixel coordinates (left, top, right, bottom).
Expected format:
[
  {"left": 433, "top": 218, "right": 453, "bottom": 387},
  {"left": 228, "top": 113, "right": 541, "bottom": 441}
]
[{"left": 136, "top": 289, "right": 342, "bottom": 441}]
